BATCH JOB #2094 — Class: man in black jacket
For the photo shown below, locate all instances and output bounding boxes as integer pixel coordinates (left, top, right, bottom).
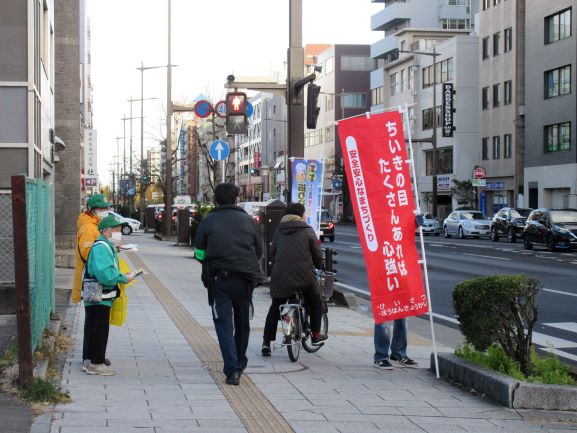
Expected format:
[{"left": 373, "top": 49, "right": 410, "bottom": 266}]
[
  {"left": 194, "top": 183, "right": 263, "bottom": 385},
  {"left": 261, "top": 202, "right": 326, "bottom": 357}
]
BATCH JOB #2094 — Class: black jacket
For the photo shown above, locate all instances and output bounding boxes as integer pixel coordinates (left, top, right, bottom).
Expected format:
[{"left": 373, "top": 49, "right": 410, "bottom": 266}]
[
  {"left": 269, "top": 219, "right": 323, "bottom": 298},
  {"left": 194, "top": 205, "right": 263, "bottom": 286}
]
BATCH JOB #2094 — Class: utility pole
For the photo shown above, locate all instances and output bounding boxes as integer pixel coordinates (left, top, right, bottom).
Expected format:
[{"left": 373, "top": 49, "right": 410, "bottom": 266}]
[
  {"left": 165, "top": 0, "right": 174, "bottom": 236},
  {"left": 431, "top": 47, "right": 439, "bottom": 218},
  {"left": 287, "top": 0, "right": 304, "bottom": 202}
]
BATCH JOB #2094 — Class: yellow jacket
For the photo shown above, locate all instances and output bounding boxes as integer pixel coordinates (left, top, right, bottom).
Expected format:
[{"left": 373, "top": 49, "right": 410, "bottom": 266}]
[{"left": 72, "top": 211, "right": 101, "bottom": 303}]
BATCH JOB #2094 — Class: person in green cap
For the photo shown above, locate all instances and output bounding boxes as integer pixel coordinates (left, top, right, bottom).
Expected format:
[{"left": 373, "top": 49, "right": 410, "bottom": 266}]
[{"left": 82, "top": 215, "right": 134, "bottom": 376}]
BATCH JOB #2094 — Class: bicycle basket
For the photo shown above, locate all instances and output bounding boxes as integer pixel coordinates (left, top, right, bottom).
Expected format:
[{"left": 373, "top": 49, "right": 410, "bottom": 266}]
[{"left": 317, "top": 271, "right": 336, "bottom": 299}]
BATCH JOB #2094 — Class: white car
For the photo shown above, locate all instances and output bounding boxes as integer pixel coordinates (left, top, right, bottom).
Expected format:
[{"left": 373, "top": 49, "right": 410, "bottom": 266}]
[
  {"left": 443, "top": 210, "right": 492, "bottom": 239},
  {"left": 109, "top": 211, "right": 141, "bottom": 235}
]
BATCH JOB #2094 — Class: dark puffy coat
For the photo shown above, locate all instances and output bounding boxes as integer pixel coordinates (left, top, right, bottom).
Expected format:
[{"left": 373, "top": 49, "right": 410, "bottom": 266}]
[
  {"left": 269, "top": 219, "right": 323, "bottom": 298},
  {"left": 194, "top": 205, "right": 263, "bottom": 286}
]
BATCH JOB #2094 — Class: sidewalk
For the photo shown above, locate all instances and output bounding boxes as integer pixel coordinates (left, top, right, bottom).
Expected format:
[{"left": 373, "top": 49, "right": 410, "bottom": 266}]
[{"left": 35, "top": 233, "right": 577, "bottom": 433}]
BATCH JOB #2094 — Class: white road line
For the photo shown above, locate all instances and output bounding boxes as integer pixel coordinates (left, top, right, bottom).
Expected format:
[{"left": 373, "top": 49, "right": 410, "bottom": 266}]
[
  {"left": 543, "top": 322, "right": 577, "bottom": 333},
  {"left": 531, "top": 331, "right": 577, "bottom": 349},
  {"left": 542, "top": 288, "right": 577, "bottom": 298},
  {"left": 539, "top": 347, "right": 577, "bottom": 363},
  {"left": 451, "top": 252, "right": 511, "bottom": 261},
  {"left": 334, "top": 282, "right": 369, "bottom": 296}
]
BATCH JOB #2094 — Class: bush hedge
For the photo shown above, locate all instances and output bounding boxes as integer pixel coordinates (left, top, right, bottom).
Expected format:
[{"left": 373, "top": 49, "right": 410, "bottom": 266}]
[{"left": 453, "top": 274, "right": 540, "bottom": 375}]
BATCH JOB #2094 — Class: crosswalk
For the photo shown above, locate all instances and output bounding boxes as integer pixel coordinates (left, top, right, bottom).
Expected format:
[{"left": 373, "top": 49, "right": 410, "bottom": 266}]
[{"left": 535, "top": 322, "right": 577, "bottom": 363}]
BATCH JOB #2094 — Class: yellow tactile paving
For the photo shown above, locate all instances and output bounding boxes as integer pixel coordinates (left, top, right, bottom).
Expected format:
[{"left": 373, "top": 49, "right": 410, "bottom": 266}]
[{"left": 127, "top": 252, "right": 295, "bottom": 433}]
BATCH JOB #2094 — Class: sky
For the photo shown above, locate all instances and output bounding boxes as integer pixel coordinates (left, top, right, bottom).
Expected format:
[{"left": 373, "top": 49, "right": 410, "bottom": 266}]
[{"left": 89, "top": 0, "right": 381, "bottom": 185}]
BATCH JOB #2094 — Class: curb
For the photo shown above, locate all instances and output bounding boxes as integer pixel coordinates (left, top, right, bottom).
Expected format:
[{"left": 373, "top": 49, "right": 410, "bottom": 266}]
[{"left": 431, "top": 352, "right": 577, "bottom": 411}]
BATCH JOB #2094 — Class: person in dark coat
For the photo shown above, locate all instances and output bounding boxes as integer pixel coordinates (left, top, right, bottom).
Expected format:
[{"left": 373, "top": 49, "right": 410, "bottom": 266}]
[
  {"left": 261, "top": 202, "right": 326, "bottom": 356},
  {"left": 194, "top": 183, "right": 263, "bottom": 385}
]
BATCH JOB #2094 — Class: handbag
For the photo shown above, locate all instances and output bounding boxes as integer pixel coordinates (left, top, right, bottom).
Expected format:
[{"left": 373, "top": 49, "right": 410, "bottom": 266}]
[
  {"left": 110, "top": 286, "right": 128, "bottom": 326},
  {"left": 81, "top": 240, "right": 116, "bottom": 303}
]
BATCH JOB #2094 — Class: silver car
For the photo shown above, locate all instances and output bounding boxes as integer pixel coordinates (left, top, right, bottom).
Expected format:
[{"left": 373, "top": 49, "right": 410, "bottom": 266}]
[
  {"left": 417, "top": 213, "right": 442, "bottom": 236},
  {"left": 443, "top": 210, "right": 492, "bottom": 239}
]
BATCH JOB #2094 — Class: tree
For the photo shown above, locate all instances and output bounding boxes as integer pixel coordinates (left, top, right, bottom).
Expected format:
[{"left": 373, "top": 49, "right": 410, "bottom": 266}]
[{"left": 451, "top": 179, "right": 476, "bottom": 209}]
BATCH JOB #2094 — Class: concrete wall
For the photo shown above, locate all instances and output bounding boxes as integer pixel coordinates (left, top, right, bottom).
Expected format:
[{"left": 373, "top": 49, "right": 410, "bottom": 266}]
[{"left": 54, "top": 0, "right": 81, "bottom": 245}]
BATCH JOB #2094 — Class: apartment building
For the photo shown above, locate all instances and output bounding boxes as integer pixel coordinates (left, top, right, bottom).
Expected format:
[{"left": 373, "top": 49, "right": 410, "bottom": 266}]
[{"left": 524, "top": 1, "right": 576, "bottom": 209}]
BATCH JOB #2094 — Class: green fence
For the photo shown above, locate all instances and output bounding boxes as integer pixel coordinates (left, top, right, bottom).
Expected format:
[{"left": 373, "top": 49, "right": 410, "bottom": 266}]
[{"left": 24, "top": 178, "right": 55, "bottom": 352}]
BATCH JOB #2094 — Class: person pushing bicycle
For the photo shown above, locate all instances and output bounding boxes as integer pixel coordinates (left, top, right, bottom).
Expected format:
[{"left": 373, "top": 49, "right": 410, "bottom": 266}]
[{"left": 262, "top": 202, "right": 327, "bottom": 356}]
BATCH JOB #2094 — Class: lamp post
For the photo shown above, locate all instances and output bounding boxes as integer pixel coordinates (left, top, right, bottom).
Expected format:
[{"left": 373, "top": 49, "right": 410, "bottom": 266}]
[
  {"left": 398, "top": 48, "right": 440, "bottom": 217},
  {"left": 165, "top": 0, "right": 174, "bottom": 236}
]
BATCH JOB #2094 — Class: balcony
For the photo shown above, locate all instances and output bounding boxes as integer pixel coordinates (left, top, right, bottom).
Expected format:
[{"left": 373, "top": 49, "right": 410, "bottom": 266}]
[
  {"left": 371, "top": 37, "right": 398, "bottom": 60},
  {"left": 438, "top": 3, "right": 471, "bottom": 20},
  {"left": 371, "top": 1, "right": 411, "bottom": 32}
]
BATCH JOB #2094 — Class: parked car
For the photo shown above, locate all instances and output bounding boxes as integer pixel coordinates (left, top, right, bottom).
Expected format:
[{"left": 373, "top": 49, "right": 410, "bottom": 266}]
[
  {"left": 109, "top": 211, "right": 140, "bottom": 235},
  {"left": 416, "top": 213, "right": 442, "bottom": 236},
  {"left": 490, "top": 207, "right": 533, "bottom": 243},
  {"left": 443, "top": 210, "right": 492, "bottom": 239},
  {"left": 319, "top": 209, "right": 335, "bottom": 242},
  {"left": 238, "top": 201, "right": 266, "bottom": 223},
  {"left": 523, "top": 208, "right": 577, "bottom": 252}
]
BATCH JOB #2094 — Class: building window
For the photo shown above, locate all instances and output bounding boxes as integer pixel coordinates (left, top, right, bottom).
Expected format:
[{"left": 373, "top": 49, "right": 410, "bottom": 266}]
[
  {"left": 390, "top": 72, "right": 400, "bottom": 96},
  {"left": 482, "top": 37, "right": 490, "bottom": 59},
  {"left": 371, "top": 86, "right": 384, "bottom": 106},
  {"left": 493, "top": 84, "right": 500, "bottom": 107},
  {"left": 482, "top": 86, "right": 489, "bottom": 110},
  {"left": 483, "top": 0, "right": 490, "bottom": 11},
  {"left": 544, "top": 122, "right": 571, "bottom": 152},
  {"left": 504, "top": 134, "right": 512, "bottom": 158},
  {"left": 400, "top": 69, "right": 406, "bottom": 92},
  {"left": 504, "top": 27, "right": 513, "bottom": 52},
  {"left": 325, "top": 126, "right": 334, "bottom": 142},
  {"left": 492, "top": 136, "right": 501, "bottom": 159},
  {"left": 422, "top": 58, "right": 453, "bottom": 88},
  {"left": 326, "top": 93, "right": 334, "bottom": 111},
  {"left": 493, "top": 32, "right": 500, "bottom": 56},
  {"left": 447, "top": 0, "right": 470, "bottom": 5},
  {"left": 545, "top": 8, "right": 572, "bottom": 44},
  {"left": 342, "top": 92, "right": 366, "bottom": 108},
  {"left": 545, "top": 65, "right": 571, "bottom": 98},
  {"left": 425, "top": 147, "right": 453, "bottom": 176},
  {"left": 341, "top": 55, "right": 375, "bottom": 72},
  {"left": 408, "top": 66, "right": 415, "bottom": 90},
  {"left": 441, "top": 19, "right": 471, "bottom": 30},
  {"left": 422, "top": 106, "right": 442, "bottom": 130},
  {"left": 482, "top": 138, "right": 489, "bottom": 160},
  {"left": 493, "top": 0, "right": 500, "bottom": 5},
  {"left": 504, "top": 80, "right": 512, "bottom": 105}
]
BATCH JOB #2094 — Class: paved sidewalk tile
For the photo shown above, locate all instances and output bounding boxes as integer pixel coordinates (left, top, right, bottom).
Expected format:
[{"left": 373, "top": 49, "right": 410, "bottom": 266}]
[{"left": 33, "top": 233, "right": 577, "bottom": 433}]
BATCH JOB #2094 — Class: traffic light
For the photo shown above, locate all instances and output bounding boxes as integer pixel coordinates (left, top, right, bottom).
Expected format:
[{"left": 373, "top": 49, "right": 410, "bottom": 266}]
[
  {"left": 225, "top": 92, "right": 248, "bottom": 135},
  {"left": 250, "top": 168, "right": 260, "bottom": 176},
  {"left": 306, "top": 83, "right": 321, "bottom": 129}
]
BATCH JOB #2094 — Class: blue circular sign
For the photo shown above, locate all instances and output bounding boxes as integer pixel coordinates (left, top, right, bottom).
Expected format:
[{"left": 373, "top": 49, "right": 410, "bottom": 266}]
[
  {"left": 246, "top": 101, "right": 254, "bottom": 118},
  {"left": 209, "top": 140, "right": 230, "bottom": 161},
  {"left": 194, "top": 100, "right": 213, "bottom": 118}
]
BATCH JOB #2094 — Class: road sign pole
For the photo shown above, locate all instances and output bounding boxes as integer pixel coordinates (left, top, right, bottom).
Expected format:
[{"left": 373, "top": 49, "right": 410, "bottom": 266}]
[{"left": 222, "top": 160, "right": 225, "bottom": 183}]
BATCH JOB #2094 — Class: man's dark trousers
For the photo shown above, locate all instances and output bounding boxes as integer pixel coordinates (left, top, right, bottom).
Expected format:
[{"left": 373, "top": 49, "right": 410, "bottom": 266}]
[{"left": 211, "top": 272, "right": 252, "bottom": 377}]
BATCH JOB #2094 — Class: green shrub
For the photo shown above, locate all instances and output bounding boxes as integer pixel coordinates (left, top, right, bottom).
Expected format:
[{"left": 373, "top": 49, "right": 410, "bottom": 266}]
[
  {"left": 20, "top": 378, "right": 70, "bottom": 403},
  {"left": 456, "top": 343, "right": 575, "bottom": 386},
  {"left": 453, "top": 274, "right": 540, "bottom": 375}
]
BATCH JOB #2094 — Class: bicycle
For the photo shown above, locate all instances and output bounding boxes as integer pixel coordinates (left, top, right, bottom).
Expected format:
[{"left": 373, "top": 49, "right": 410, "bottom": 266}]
[{"left": 279, "top": 269, "right": 335, "bottom": 362}]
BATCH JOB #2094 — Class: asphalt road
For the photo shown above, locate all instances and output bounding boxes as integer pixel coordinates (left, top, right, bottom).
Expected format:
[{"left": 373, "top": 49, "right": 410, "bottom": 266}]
[{"left": 327, "top": 224, "right": 577, "bottom": 363}]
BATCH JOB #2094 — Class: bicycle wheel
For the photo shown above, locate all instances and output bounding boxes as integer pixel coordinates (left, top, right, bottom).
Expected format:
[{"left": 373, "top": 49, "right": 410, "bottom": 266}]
[
  {"left": 287, "top": 309, "right": 302, "bottom": 362},
  {"left": 302, "top": 312, "right": 328, "bottom": 353}
]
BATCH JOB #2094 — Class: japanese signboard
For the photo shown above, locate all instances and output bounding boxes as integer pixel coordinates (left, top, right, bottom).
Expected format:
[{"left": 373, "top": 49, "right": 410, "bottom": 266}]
[
  {"left": 84, "top": 129, "right": 97, "bottom": 185},
  {"left": 442, "top": 83, "right": 454, "bottom": 138},
  {"left": 291, "top": 158, "right": 324, "bottom": 236},
  {"left": 337, "top": 111, "right": 427, "bottom": 323}
]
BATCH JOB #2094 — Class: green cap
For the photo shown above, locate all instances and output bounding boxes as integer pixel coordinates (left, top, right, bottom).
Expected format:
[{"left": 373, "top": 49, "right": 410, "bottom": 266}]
[
  {"left": 98, "top": 215, "right": 127, "bottom": 231},
  {"left": 87, "top": 194, "right": 111, "bottom": 210}
]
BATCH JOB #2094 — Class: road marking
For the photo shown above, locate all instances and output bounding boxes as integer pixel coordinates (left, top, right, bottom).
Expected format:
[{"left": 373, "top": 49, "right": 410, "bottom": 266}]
[
  {"left": 451, "top": 252, "right": 511, "bottom": 261},
  {"left": 542, "top": 288, "right": 577, "bottom": 298},
  {"left": 539, "top": 347, "right": 577, "bottom": 363},
  {"left": 543, "top": 322, "right": 577, "bottom": 334},
  {"left": 335, "top": 281, "right": 369, "bottom": 296},
  {"left": 532, "top": 331, "right": 577, "bottom": 349},
  {"left": 427, "top": 312, "right": 459, "bottom": 325}
]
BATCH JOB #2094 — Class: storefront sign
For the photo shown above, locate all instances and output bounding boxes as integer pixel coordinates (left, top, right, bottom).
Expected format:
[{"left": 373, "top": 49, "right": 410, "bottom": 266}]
[
  {"left": 437, "top": 175, "right": 452, "bottom": 191},
  {"left": 337, "top": 111, "right": 427, "bottom": 324},
  {"left": 442, "top": 83, "right": 454, "bottom": 138},
  {"left": 84, "top": 129, "right": 97, "bottom": 186},
  {"left": 485, "top": 181, "right": 504, "bottom": 190}
]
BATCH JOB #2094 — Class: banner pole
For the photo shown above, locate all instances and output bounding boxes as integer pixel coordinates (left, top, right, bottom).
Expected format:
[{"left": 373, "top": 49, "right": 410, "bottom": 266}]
[
  {"left": 401, "top": 102, "right": 440, "bottom": 379},
  {"left": 317, "top": 158, "right": 325, "bottom": 239}
]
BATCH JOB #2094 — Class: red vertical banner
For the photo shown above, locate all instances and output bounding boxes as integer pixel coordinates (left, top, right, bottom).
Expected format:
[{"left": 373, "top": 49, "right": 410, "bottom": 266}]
[{"left": 337, "top": 111, "right": 428, "bottom": 323}]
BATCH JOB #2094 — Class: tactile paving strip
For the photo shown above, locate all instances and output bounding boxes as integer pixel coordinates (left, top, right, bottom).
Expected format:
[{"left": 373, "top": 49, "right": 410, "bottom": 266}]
[{"left": 127, "top": 252, "right": 295, "bottom": 433}]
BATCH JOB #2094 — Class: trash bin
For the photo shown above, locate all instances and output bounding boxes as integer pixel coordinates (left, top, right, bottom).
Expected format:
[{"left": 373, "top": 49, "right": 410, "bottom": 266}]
[
  {"left": 176, "top": 208, "right": 190, "bottom": 245},
  {"left": 258, "top": 199, "right": 286, "bottom": 277},
  {"left": 145, "top": 207, "right": 156, "bottom": 232}
]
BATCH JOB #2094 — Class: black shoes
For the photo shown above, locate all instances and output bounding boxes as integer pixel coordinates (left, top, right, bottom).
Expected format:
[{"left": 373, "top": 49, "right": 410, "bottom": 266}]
[
  {"left": 261, "top": 343, "right": 271, "bottom": 357},
  {"left": 311, "top": 334, "right": 328, "bottom": 345},
  {"left": 225, "top": 371, "right": 241, "bottom": 386}
]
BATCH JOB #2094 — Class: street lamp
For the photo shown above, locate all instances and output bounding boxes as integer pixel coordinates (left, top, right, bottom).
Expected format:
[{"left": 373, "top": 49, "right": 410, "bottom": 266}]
[{"left": 398, "top": 48, "right": 440, "bottom": 217}]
